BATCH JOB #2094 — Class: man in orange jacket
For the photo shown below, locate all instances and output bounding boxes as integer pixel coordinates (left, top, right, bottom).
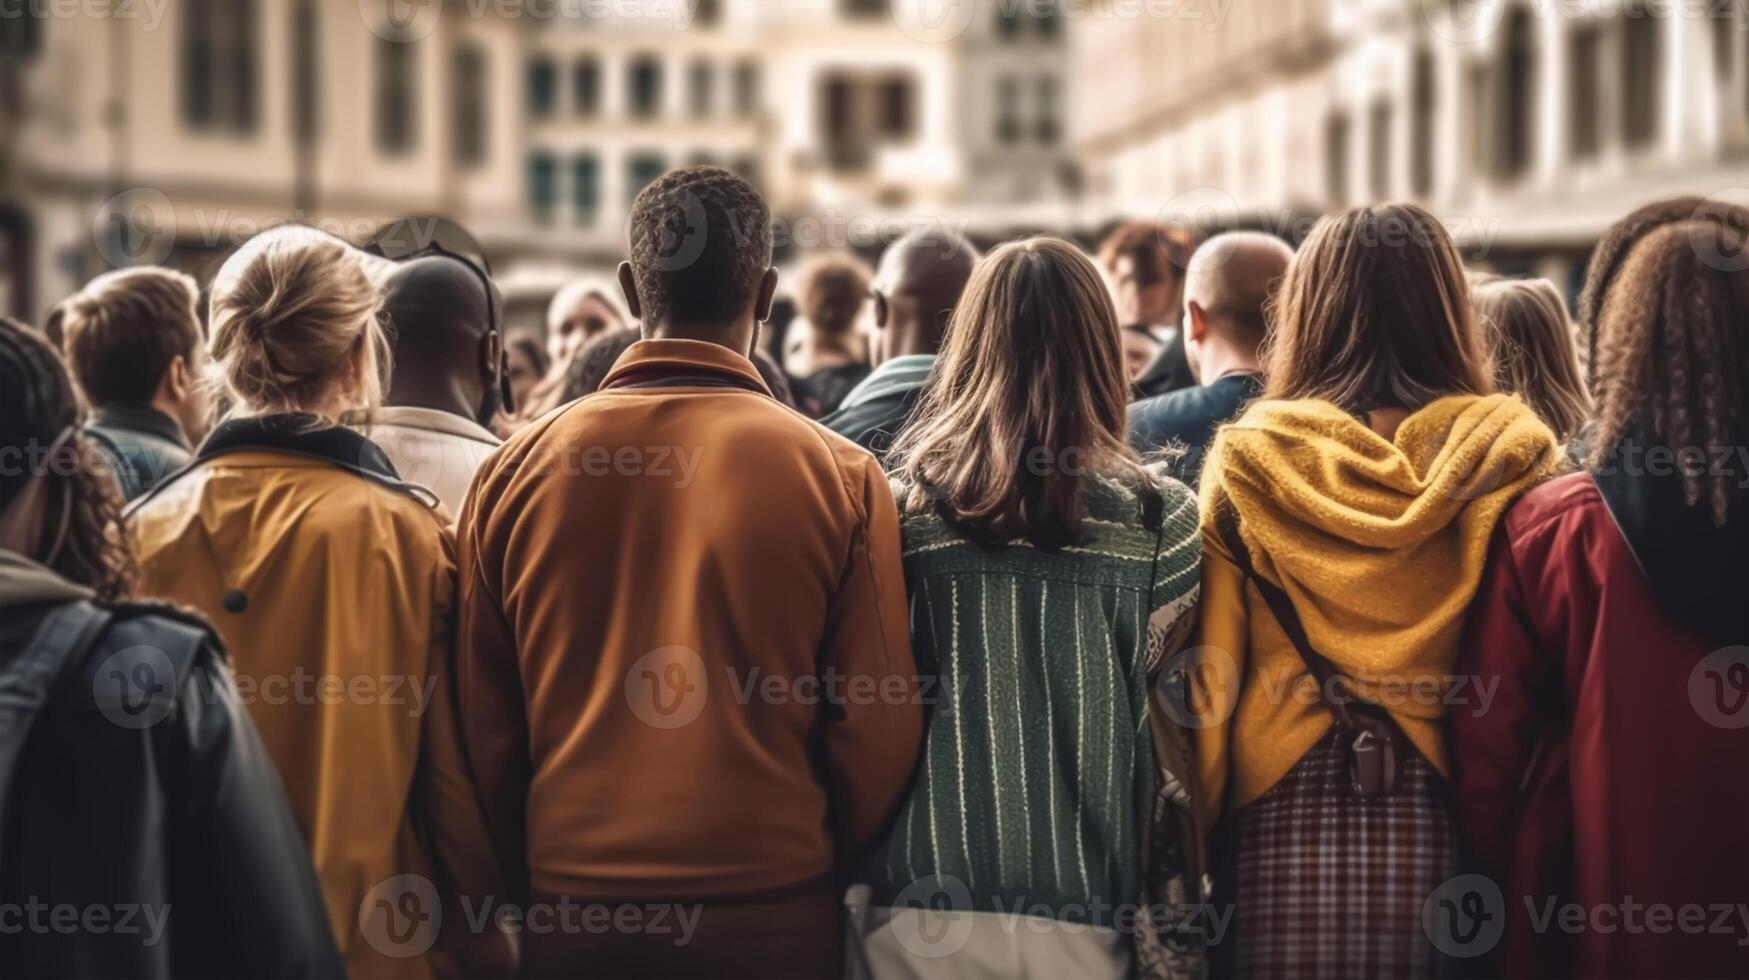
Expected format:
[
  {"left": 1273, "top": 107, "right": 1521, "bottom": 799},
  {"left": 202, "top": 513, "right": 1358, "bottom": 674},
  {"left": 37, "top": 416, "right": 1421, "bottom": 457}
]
[{"left": 455, "top": 166, "right": 924, "bottom": 978}]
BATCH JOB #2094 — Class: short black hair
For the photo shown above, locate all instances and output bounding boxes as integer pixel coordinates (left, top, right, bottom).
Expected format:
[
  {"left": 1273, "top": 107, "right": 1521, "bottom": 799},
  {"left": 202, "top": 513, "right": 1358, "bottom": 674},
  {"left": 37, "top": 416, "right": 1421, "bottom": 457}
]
[{"left": 627, "top": 166, "right": 771, "bottom": 328}]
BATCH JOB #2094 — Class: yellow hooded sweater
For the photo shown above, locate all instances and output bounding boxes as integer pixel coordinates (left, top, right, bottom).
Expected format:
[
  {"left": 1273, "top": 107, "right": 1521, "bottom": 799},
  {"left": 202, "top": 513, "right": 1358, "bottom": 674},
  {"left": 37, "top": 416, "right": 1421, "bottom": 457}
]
[{"left": 1191, "top": 394, "right": 1560, "bottom": 823}]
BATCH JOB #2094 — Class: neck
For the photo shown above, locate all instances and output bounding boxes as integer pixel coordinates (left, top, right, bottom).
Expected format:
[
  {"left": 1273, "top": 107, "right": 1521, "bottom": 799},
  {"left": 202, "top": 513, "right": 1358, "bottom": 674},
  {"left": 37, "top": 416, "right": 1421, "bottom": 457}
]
[
  {"left": 882, "top": 321, "right": 938, "bottom": 362},
  {"left": 140, "top": 396, "right": 189, "bottom": 442},
  {"left": 387, "top": 373, "right": 481, "bottom": 423},
  {"left": 1194, "top": 335, "right": 1261, "bottom": 386},
  {"left": 647, "top": 320, "right": 756, "bottom": 358}
]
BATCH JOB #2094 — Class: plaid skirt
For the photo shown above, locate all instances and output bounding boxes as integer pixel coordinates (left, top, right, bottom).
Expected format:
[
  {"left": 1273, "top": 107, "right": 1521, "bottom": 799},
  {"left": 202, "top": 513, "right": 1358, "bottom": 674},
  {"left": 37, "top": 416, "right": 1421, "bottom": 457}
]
[{"left": 1221, "top": 729, "right": 1458, "bottom": 980}]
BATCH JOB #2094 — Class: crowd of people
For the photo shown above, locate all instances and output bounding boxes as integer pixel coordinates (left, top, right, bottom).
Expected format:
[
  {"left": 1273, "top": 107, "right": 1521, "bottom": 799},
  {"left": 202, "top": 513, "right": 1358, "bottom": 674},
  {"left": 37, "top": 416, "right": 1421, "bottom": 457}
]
[{"left": 0, "top": 164, "right": 1744, "bottom": 980}]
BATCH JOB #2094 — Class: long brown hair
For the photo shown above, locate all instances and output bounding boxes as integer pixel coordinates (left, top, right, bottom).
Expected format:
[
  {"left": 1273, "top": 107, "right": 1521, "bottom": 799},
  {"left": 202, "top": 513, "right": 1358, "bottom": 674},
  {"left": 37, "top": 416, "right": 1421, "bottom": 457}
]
[
  {"left": 1473, "top": 275, "right": 1591, "bottom": 443},
  {"left": 1264, "top": 203, "right": 1492, "bottom": 413},
  {"left": 0, "top": 317, "right": 137, "bottom": 601},
  {"left": 891, "top": 237, "right": 1150, "bottom": 549},
  {"left": 1585, "top": 201, "right": 1749, "bottom": 526}
]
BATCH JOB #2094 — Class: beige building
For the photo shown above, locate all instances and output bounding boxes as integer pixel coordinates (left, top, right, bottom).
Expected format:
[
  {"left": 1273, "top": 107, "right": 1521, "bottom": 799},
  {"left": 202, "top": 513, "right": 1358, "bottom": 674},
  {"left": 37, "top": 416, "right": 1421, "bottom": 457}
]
[
  {"left": 1072, "top": 0, "right": 1749, "bottom": 289},
  {"left": 1, "top": 0, "right": 1077, "bottom": 328}
]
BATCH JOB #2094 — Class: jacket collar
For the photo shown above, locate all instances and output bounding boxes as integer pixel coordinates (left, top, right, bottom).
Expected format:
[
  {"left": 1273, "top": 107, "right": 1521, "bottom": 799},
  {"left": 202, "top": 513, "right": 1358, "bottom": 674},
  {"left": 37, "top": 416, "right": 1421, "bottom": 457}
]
[
  {"left": 600, "top": 339, "right": 772, "bottom": 396},
  {"left": 370, "top": 405, "right": 502, "bottom": 447},
  {"left": 89, "top": 404, "right": 189, "bottom": 450},
  {"left": 198, "top": 414, "right": 402, "bottom": 479},
  {"left": 839, "top": 354, "right": 935, "bottom": 410}
]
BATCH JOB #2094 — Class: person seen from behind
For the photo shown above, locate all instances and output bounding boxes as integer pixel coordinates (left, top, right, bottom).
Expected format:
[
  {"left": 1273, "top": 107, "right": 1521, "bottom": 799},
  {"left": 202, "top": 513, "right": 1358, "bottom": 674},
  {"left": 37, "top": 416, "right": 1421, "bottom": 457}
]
[
  {"left": 125, "top": 227, "right": 508, "bottom": 978},
  {"left": 455, "top": 167, "right": 923, "bottom": 978},
  {"left": 60, "top": 267, "right": 210, "bottom": 500},
  {"left": 786, "top": 252, "right": 874, "bottom": 417},
  {"left": 1453, "top": 197, "right": 1749, "bottom": 979},
  {"left": 822, "top": 228, "right": 979, "bottom": 462},
  {"left": 364, "top": 254, "right": 506, "bottom": 514},
  {"left": 1099, "top": 220, "right": 1195, "bottom": 396},
  {"left": 1129, "top": 231, "right": 1292, "bottom": 483},
  {"left": 850, "top": 238, "right": 1204, "bottom": 978},
  {"left": 1471, "top": 273, "right": 1592, "bottom": 448},
  {"left": 0, "top": 317, "right": 341, "bottom": 978},
  {"left": 1190, "top": 203, "right": 1561, "bottom": 978}
]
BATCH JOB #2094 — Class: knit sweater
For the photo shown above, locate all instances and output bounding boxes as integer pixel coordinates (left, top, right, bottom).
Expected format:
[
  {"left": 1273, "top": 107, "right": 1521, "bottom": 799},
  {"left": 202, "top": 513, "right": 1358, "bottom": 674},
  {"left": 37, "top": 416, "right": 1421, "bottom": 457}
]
[
  {"left": 861, "top": 472, "right": 1201, "bottom": 924},
  {"left": 1192, "top": 394, "right": 1561, "bottom": 821}
]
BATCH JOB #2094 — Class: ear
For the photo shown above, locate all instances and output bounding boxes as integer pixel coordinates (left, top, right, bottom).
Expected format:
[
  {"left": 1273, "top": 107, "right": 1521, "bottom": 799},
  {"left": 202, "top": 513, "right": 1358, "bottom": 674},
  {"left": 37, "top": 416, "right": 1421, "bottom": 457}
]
[
  {"left": 162, "top": 355, "right": 190, "bottom": 402},
  {"left": 1187, "top": 300, "right": 1211, "bottom": 343},
  {"left": 754, "top": 266, "right": 779, "bottom": 323},
  {"left": 616, "top": 262, "right": 643, "bottom": 322},
  {"left": 872, "top": 290, "right": 890, "bottom": 330}
]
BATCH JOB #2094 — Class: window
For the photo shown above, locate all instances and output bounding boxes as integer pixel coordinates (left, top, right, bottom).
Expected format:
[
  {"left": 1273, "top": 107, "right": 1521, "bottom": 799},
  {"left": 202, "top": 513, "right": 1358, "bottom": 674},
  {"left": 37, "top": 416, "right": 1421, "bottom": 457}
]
[
  {"left": 528, "top": 58, "right": 557, "bottom": 118},
  {"left": 733, "top": 154, "right": 760, "bottom": 188},
  {"left": 1411, "top": 49, "right": 1434, "bottom": 196},
  {"left": 1496, "top": 8, "right": 1535, "bottom": 180},
  {"left": 573, "top": 58, "right": 600, "bottom": 117},
  {"left": 453, "top": 44, "right": 487, "bottom": 167},
  {"left": 629, "top": 54, "right": 663, "bottom": 119},
  {"left": 1325, "top": 111, "right": 1349, "bottom": 207},
  {"left": 375, "top": 36, "right": 418, "bottom": 154},
  {"left": 693, "top": 0, "right": 721, "bottom": 27},
  {"left": 1569, "top": 25, "right": 1601, "bottom": 161},
  {"left": 879, "top": 76, "right": 913, "bottom": 137},
  {"left": 627, "top": 153, "right": 666, "bottom": 206},
  {"left": 733, "top": 61, "right": 760, "bottom": 117},
  {"left": 181, "top": 0, "right": 258, "bottom": 133},
  {"left": 1036, "top": 76, "right": 1060, "bottom": 144},
  {"left": 0, "top": 1, "right": 44, "bottom": 58},
  {"left": 528, "top": 152, "right": 558, "bottom": 223},
  {"left": 572, "top": 155, "right": 600, "bottom": 226},
  {"left": 292, "top": 0, "right": 319, "bottom": 143},
  {"left": 1369, "top": 100, "right": 1392, "bottom": 200},
  {"left": 997, "top": 7, "right": 1022, "bottom": 40},
  {"left": 1622, "top": 7, "right": 1661, "bottom": 148},
  {"left": 1037, "top": 3, "right": 1061, "bottom": 39},
  {"left": 689, "top": 59, "right": 713, "bottom": 118},
  {"left": 997, "top": 76, "right": 1021, "bottom": 144},
  {"left": 1465, "top": 62, "right": 1491, "bottom": 174},
  {"left": 842, "top": 0, "right": 887, "bottom": 17}
]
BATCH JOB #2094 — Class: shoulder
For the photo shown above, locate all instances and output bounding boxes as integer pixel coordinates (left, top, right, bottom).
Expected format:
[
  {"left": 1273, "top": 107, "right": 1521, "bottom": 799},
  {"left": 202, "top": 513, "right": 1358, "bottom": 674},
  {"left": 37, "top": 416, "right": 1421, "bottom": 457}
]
[
  {"left": 71, "top": 600, "right": 228, "bottom": 722},
  {"left": 1500, "top": 470, "right": 1606, "bottom": 541}
]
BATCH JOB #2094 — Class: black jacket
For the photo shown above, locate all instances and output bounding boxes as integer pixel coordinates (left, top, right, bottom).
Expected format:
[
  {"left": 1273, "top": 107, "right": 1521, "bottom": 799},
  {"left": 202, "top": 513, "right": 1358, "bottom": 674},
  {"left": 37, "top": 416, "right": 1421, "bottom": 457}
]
[
  {"left": 1130, "top": 328, "right": 1196, "bottom": 401},
  {"left": 0, "top": 551, "right": 342, "bottom": 978},
  {"left": 83, "top": 405, "right": 192, "bottom": 502}
]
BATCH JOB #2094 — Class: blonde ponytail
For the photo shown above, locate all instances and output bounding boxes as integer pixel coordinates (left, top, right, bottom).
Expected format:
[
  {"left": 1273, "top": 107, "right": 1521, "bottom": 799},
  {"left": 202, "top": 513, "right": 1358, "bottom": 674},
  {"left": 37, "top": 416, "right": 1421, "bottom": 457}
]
[{"left": 208, "top": 228, "right": 388, "bottom": 426}]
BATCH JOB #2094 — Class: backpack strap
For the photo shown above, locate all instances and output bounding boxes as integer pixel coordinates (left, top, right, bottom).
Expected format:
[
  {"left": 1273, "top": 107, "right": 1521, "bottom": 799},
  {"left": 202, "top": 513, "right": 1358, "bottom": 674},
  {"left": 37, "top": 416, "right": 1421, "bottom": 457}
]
[
  {"left": 1212, "top": 504, "right": 1363, "bottom": 735},
  {"left": 0, "top": 600, "right": 115, "bottom": 833}
]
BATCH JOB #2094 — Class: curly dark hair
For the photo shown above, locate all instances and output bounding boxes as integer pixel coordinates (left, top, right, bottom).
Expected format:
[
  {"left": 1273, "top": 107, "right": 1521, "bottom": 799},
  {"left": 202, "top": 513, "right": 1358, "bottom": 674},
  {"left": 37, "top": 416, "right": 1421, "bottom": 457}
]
[
  {"left": 0, "top": 317, "right": 138, "bottom": 600},
  {"left": 1583, "top": 198, "right": 1749, "bottom": 526},
  {"left": 626, "top": 165, "right": 771, "bottom": 329}
]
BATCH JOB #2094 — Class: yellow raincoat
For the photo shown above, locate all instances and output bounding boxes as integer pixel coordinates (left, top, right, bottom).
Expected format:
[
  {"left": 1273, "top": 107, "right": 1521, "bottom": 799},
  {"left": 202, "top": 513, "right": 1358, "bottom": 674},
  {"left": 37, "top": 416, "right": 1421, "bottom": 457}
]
[{"left": 127, "top": 416, "right": 504, "bottom": 978}]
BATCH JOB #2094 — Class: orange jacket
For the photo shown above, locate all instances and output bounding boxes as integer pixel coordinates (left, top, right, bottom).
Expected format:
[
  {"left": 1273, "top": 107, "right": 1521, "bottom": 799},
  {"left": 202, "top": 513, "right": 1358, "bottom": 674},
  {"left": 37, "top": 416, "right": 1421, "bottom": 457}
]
[
  {"left": 128, "top": 417, "right": 505, "bottom": 978},
  {"left": 456, "top": 338, "right": 923, "bottom": 902}
]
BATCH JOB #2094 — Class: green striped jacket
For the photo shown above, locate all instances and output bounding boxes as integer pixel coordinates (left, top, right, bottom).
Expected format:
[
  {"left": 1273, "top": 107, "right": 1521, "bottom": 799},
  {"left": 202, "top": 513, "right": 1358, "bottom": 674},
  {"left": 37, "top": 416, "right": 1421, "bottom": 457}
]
[{"left": 861, "top": 471, "right": 1201, "bottom": 925}]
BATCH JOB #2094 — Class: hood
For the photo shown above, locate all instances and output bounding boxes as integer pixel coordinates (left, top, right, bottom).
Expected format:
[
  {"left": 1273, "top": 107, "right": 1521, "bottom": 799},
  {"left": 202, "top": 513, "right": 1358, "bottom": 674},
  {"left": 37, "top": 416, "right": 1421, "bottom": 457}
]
[
  {"left": 1593, "top": 418, "right": 1749, "bottom": 647},
  {"left": 1202, "top": 394, "right": 1561, "bottom": 704},
  {"left": 0, "top": 549, "right": 93, "bottom": 609}
]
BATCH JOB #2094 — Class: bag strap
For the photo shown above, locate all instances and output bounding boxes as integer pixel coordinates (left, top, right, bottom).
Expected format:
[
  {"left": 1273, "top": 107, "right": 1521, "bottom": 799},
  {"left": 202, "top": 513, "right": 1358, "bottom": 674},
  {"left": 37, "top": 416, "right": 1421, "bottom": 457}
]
[
  {"left": 1212, "top": 504, "right": 1363, "bottom": 733},
  {"left": 0, "top": 600, "right": 114, "bottom": 835}
]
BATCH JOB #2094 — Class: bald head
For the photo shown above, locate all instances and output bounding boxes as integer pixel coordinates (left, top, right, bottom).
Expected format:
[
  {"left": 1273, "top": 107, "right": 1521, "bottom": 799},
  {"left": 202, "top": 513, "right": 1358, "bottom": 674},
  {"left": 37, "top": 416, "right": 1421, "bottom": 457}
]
[
  {"left": 873, "top": 228, "right": 980, "bottom": 361},
  {"left": 382, "top": 255, "right": 502, "bottom": 422},
  {"left": 1183, "top": 231, "right": 1293, "bottom": 346}
]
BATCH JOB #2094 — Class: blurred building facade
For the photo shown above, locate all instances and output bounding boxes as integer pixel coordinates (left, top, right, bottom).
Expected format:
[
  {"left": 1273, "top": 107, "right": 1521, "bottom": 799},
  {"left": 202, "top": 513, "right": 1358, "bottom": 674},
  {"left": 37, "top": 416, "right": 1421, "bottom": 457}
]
[
  {"left": 1071, "top": 0, "right": 1749, "bottom": 292},
  {"left": 0, "top": 0, "right": 1076, "bottom": 327}
]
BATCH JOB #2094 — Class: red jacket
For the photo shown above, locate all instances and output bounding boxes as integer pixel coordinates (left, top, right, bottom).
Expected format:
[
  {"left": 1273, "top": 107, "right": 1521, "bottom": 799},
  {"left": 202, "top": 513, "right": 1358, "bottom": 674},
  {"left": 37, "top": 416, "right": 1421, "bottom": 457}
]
[{"left": 1454, "top": 472, "right": 1749, "bottom": 979}]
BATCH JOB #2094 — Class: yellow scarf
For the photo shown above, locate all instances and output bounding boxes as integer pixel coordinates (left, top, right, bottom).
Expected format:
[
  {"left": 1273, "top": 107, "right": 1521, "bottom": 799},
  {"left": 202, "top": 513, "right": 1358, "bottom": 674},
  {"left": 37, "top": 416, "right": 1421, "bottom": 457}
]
[{"left": 1197, "top": 394, "right": 1560, "bottom": 802}]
